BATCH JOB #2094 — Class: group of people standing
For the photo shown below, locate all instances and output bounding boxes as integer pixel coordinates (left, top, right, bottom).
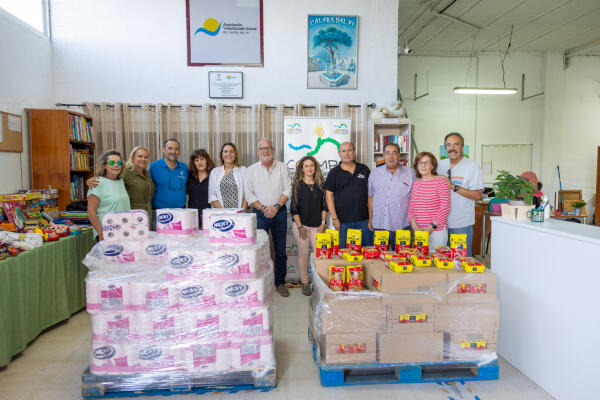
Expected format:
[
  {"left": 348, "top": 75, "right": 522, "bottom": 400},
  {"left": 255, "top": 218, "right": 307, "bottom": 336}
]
[{"left": 86, "top": 131, "right": 483, "bottom": 299}]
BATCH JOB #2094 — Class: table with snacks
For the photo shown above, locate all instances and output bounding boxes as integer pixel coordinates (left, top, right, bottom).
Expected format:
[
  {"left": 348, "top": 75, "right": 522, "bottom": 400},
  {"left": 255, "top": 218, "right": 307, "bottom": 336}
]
[{"left": 0, "top": 228, "right": 95, "bottom": 367}]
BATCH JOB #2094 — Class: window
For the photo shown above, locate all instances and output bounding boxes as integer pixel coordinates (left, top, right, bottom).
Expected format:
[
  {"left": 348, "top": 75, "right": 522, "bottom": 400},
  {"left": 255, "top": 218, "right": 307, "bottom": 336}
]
[{"left": 0, "top": 0, "right": 47, "bottom": 35}]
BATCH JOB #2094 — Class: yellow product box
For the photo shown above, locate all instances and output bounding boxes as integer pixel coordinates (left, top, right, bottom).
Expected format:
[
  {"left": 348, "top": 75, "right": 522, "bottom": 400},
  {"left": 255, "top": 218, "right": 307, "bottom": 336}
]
[
  {"left": 374, "top": 230, "right": 390, "bottom": 251},
  {"left": 450, "top": 234, "right": 468, "bottom": 258},
  {"left": 461, "top": 257, "right": 485, "bottom": 273},
  {"left": 434, "top": 255, "right": 455, "bottom": 270},
  {"left": 413, "top": 230, "right": 430, "bottom": 255},
  {"left": 398, "top": 313, "right": 428, "bottom": 323},
  {"left": 343, "top": 252, "right": 364, "bottom": 262},
  {"left": 346, "top": 229, "right": 362, "bottom": 251},
  {"left": 395, "top": 229, "right": 411, "bottom": 249},
  {"left": 410, "top": 254, "right": 432, "bottom": 267},
  {"left": 326, "top": 229, "right": 340, "bottom": 253},
  {"left": 386, "top": 260, "right": 413, "bottom": 273},
  {"left": 316, "top": 232, "right": 332, "bottom": 259}
]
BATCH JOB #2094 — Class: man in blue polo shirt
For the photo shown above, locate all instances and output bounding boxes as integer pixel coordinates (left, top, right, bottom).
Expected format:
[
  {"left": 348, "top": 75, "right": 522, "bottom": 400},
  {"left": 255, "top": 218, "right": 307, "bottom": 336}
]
[{"left": 149, "top": 139, "right": 188, "bottom": 227}]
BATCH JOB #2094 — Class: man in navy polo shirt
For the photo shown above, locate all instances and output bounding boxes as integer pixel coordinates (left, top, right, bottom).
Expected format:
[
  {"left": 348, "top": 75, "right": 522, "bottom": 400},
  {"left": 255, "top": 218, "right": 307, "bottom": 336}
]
[
  {"left": 325, "top": 142, "right": 373, "bottom": 248},
  {"left": 150, "top": 139, "right": 188, "bottom": 224}
]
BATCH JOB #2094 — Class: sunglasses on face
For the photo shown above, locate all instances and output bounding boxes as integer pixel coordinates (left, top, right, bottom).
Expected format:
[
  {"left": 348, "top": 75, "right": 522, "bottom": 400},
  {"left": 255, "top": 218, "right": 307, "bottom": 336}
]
[{"left": 107, "top": 160, "right": 124, "bottom": 166}]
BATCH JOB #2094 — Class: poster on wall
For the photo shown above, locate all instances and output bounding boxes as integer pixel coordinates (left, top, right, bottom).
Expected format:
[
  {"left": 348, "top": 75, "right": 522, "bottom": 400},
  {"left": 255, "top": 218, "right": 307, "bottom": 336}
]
[
  {"left": 307, "top": 15, "right": 358, "bottom": 89},
  {"left": 186, "top": 0, "right": 263, "bottom": 66},
  {"left": 283, "top": 117, "right": 351, "bottom": 177}
]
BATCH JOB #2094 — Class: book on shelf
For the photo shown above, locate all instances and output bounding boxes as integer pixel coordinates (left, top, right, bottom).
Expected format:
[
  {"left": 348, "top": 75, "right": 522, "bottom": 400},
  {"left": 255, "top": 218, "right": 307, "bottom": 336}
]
[
  {"left": 374, "top": 134, "right": 408, "bottom": 153},
  {"left": 69, "top": 145, "right": 91, "bottom": 170},
  {"left": 69, "top": 114, "right": 94, "bottom": 143},
  {"left": 70, "top": 175, "right": 86, "bottom": 201}
]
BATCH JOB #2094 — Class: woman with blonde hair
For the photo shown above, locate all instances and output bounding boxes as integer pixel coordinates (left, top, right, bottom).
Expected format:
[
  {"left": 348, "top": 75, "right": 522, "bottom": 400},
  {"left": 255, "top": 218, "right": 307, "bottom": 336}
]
[
  {"left": 208, "top": 142, "right": 247, "bottom": 209},
  {"left": 290, "top": 155, "right": 327, "bottom": 296},
  {"left": 87, "top": 150, "right": 130, "bottom": 240}
]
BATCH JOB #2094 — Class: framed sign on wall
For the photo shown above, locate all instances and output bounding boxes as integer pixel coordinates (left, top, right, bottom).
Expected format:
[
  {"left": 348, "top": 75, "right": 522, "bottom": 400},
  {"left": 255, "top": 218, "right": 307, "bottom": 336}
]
[
  {"left": 208, "top": 71, "right": 243, "bottom": 99},
  {"left": 186, "top": 0, "right": 264, "bottom": 66}
]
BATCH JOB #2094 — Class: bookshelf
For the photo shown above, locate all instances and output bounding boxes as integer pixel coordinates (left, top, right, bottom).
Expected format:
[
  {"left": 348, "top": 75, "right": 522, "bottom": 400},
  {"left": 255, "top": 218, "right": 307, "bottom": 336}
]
[
  {"left": 370, "top": 118, "right": 413, "bottom": 169},
  {"left": 27, "top": 109, "right": 95, "bottom": 210}
]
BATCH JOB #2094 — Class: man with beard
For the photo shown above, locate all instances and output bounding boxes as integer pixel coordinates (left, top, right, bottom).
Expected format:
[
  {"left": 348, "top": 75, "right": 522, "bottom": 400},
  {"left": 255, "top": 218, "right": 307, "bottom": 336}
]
[
  {"left": 150, "top": 139, "right": 188, "bottom": 210},
  {"left": 245, "top": 138, "right": 292, "bottom": 297},
  {"left": 437, "top": 132, "right": 483, "bottom": 256}
]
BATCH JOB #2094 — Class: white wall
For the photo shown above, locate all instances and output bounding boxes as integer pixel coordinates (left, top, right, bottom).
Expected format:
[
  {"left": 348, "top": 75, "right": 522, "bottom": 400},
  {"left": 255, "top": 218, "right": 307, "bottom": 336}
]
[
  {"left": 397, "top": 53, "right": 546, "bottom": 177},
  {"left": 0, "top": 8, "right": 54, "bottom": 194},
  {"left": 51, "top": 0, "right": 399, "bottom": 107}
]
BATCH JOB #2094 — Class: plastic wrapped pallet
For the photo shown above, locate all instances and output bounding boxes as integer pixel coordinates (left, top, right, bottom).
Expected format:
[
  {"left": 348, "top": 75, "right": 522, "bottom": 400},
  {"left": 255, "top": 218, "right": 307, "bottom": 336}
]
[
  {"left": 309, "top": 254, "right": 499, "bottom": 367},
  {"left": 81, "top": 216, "right": 276, "bottom": 396}
]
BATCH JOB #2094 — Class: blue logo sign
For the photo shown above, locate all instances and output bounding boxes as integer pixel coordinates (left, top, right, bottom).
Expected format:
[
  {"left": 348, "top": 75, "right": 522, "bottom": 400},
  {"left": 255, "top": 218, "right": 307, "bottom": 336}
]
[
  {"left": 146, "top": 244, "right": 167, "bottom": 256},
  {"left": 157, "top": 212, "right": 174, "bottom": 224},
  {"left": 103, "top": 244, "right": 123, "bottom": 257},
  {"left": 212, "top": 219, "right": 234, "bottom": 232},
  {"left": 180, "top": 286, "right": 204, "bottom": 298},
  {"left": 93, "top": 345, "right": 116, "bottom": 360},
  {"left": 225, "top": 283, "right": 249, "bottom": 297},
  {"left": 218, "top": 254, "right": 239, "bottom": 268},
  {"left": 170, "top": 254, "right": 193, "bottom": 269},
  {"left": 138, "top": 346, "right": 163, "bottom": 360}
]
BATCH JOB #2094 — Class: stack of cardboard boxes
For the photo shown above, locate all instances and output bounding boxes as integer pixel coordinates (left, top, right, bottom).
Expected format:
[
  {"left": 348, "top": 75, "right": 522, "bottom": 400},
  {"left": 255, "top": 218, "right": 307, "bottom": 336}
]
[{"left": 309, "top": 256, "right": 498, "bottom": 366}]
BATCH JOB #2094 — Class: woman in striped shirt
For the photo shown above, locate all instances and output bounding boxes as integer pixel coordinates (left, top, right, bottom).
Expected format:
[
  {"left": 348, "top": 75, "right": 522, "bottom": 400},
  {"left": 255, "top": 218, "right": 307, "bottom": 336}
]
[{"left": 408, "top": 152, "right": 451, "bottom": 251}]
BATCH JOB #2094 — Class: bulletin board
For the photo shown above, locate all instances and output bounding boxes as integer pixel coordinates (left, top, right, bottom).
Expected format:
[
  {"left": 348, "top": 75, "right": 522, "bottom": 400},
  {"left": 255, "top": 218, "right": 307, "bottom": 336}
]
[{"left": 0, "top": 111, "right": 23, "bottom": 152}]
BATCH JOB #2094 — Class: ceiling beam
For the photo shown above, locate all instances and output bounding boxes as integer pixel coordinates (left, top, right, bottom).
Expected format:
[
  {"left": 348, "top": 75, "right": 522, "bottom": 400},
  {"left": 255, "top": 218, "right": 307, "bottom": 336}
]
[
  {"left": 564, "top": 38, "right": 600, "bottom": 57},
  {"left": 433, "top": 11, "right": 482, "bottom": 30}
]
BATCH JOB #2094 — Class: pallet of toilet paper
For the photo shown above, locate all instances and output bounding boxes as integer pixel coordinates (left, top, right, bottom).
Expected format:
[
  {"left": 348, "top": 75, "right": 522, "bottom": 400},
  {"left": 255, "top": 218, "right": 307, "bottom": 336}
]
[
  {"left": 82, "top": 208, "right": 276, "bottom": 393},
  {"left": 309, "top": 255, "right": 499, "bottom": 367}
]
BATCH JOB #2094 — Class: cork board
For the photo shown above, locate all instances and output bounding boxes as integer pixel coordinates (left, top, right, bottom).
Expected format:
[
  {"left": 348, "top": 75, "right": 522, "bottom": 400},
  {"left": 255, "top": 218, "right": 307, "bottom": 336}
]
[{"left": 0, "top": 111, "right": 23, "bottom": 152}]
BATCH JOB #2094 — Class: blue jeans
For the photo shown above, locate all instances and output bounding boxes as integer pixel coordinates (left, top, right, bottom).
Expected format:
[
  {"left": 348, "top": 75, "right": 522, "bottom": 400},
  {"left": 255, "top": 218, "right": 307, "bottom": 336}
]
[
  {"left": 340, "top": 219, "right": 373, "bottom": 248},
  {"left": 254, "top": 206, "right": 288, "bottom": 286},
  {"left": 448, "top": 225, "right": 474, "bottom": 257}
]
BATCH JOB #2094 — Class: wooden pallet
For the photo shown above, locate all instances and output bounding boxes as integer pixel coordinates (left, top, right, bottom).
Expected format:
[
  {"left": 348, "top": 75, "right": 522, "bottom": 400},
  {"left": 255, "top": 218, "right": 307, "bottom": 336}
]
[{"left": 82, "top": 367, "right": 276, "bottom": 398}]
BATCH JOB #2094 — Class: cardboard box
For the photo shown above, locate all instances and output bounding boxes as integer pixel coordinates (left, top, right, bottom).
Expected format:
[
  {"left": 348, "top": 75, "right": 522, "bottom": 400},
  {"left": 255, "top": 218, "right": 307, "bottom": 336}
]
[
  {"left": 386, "top": 302, "right": 439, "bottom": 333},
  {"left": 378, "top": 332, "right": 444, "bottom": 363},
  {"left": 319, "top": 333, "right": 377, "bottom": 364},
  {"left": 445, "top": 330, "right": 498, "bottom": 361},
  {"left": 367, "top": 261, "right": 446, "bottom": 304},
  {"left": 434, "top": 301, "right": 499, "bottom": 332},
  {"left": 447, "top": 271, "right": 497, "bottom": 303}
]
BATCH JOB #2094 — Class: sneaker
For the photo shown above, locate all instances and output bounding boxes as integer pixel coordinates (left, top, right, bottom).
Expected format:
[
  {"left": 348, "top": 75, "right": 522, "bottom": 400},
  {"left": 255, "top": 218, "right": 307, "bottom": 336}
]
[
  {"left": 277, "top": 283, "right": 290, "bottom": 297},
  {"left": 302, "top": 284, "right": 313, "bottom": 296}
]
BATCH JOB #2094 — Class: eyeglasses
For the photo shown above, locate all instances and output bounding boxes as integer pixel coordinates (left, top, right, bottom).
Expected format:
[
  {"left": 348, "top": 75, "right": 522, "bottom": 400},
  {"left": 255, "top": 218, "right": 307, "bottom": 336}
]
[
  {"left": 447, "top": 169, "right": 452, "bottom": 179},
  {"left": 417, "top": 161, "right": 432, "bottom": 166},
  {"left": 258, "top": 147, "right": 273, "bottom": 152},
  {"left": 107, "top": 160, "right": 123, "bottom": 166}
]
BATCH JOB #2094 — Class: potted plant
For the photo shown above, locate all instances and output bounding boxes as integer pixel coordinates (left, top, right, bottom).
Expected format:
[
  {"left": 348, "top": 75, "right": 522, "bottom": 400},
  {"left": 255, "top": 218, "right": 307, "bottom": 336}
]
[
  {"left": 572, "top": 200, "right": 586, "bottom": 216},
  {"left": 492, "top": 170, "right": 537, "bottom": 205}
]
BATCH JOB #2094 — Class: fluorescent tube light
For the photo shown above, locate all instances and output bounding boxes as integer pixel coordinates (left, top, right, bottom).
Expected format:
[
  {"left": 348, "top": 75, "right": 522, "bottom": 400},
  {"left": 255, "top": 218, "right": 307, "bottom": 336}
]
[{"left": 454, "top": 87, "right": 518, "bottom": 95}]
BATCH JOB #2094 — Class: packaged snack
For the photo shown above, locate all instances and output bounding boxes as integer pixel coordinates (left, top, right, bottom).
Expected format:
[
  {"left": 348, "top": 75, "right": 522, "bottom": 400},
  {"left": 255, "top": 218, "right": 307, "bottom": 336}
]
[
  {"left": 346, "top": 265, "right": 364, "bottom": 291},
  {"left": 395, "top": 248, "right": 419, "bottom": 260},
  {"left": 335, "top": 247, "right": 346, "bottom": 258},
  {"left": 379, "top": 250, "right": 402, "bottom": 261},
  {"left": 346, "top": 229, "right": 362, "bottom": 251},
  {"left": 460, "top": 257, "right": 484, "bottom": 273},
  {"left": 361, "top": 246, "right": 380, "bottom": 259},
  {"left": 328, "top": 266, "right": 345, "bottom": 291},
  {"left": 342, "top": 251, "right": 363, "bottom": 262},
  {"left": 399, "top": 313, "right": 427, "bottom": 323},
  {"left": 410, "top": 253, "right": 432, "bottom": 267},
  {"left": 373, "top": 230, "right": 389, "bottom": 252},
  {"left": 386, "top": 260, "right": 413, "bottom": 273},
  {"left": 457, "top": 283, "right": 487, "bottom": 293},
  {"left": 326, "top": 229, "right": 340, "bottom": 255},
  {"left": 450, "top": 234, "right": 468, "bottom": 258},
  {"left": 433, "top": 254, "right": 455, "bottom": 269},
  {"left": 315, "top": 232, "right": 332, "bottom": 259},
  {"left": 413, "top": 231, "right": 429, "bottom": 255},
  {"left": 435, "top": 246, "right": 452, "bottom": 258},
  {"left": 395, "top": 230, "right": 411, "bottom": 250}
]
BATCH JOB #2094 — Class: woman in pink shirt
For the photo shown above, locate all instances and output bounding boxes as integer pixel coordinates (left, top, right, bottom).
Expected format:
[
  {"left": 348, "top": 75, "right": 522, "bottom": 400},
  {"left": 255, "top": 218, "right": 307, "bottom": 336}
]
[{"left": 408, "top": 152, "right": 451, "bottom": 251}]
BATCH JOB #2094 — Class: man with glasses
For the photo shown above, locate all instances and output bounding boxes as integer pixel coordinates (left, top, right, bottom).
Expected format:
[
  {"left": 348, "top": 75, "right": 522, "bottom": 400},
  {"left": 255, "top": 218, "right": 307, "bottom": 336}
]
[
  {"left": 149, "top": 139, "right": 188, "bottom": 226},
  {"left": 437, "top": 132, "right": 483, "bottom": 256},
  {"left": 367, "top": 143, "right": 414, "bottom": 249},
  {"left": 325, "top": 142, "right": 373, "bottom": 249},
  {"left": 245, "top": 138, "right": 292, "bottom": 297}
]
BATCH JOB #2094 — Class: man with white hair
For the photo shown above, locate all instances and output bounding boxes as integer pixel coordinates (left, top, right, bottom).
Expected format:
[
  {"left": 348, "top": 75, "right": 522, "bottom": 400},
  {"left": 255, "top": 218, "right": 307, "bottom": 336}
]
[{"left": 246, "top": 138, "right": 292, "bottom": 297}]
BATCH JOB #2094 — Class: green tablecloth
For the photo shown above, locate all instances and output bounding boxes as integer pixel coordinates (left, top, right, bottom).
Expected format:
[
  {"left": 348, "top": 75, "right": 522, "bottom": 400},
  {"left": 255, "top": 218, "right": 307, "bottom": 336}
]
[{"left": 0, "top": 229, "right": 95, "bottom": 367}]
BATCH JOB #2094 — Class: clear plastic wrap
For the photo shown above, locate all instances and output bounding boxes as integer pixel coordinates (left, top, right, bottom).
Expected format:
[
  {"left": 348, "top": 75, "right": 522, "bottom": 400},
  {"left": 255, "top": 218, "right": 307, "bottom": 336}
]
[
  {"left": 309, "top": 255, "right": 498, "bottom": 367},
  {"left": 83, "top": 226, "right": 276, "bottom": 392}
]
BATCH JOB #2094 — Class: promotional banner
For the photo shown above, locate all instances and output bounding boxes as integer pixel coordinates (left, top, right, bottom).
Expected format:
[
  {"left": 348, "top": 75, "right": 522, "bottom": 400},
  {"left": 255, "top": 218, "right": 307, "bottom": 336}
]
[{"left": 283, "top": 117, "right": 352, "bottom": 177}]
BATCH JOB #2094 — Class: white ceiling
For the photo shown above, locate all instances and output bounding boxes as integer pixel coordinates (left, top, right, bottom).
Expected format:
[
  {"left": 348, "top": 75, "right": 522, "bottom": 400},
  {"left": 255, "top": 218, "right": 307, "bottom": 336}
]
[{"left": 398, "top": 0, "right": 600, "bottom": 56}]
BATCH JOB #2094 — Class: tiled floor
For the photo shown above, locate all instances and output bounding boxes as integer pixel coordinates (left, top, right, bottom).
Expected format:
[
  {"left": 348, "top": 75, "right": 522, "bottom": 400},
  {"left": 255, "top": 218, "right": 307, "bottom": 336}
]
[{"left": 0, "top": 289, "right": 552, "bottom": 400}]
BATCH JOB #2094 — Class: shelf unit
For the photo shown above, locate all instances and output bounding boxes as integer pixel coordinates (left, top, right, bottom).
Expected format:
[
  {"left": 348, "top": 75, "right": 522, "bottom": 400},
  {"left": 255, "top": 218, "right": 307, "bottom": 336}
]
[
  {"left": 370, "top": 118, "right": 413, "bottom": 169},
  {"left": 27, "top": 109, "right": 95, "bottom": 210}
]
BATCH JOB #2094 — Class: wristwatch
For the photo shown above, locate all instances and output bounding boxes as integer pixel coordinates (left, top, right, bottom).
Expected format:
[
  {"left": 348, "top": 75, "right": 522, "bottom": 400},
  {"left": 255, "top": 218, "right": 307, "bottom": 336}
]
[
  {"left": 453, "top": 185, "right": 460, "bottom": 192},
  {"left": 274, "top": 203, "right": 282, "bottom": 210},
  {"left": 431, "top": 222, "right": 437, "bottom": 229}
]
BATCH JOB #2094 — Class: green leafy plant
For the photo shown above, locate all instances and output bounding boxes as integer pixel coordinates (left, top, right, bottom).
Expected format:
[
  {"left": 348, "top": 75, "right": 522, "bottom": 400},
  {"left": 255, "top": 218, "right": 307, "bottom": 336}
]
[
  {"left": 572, "top": 200, "right": 586, "bottom": 209},
  {"left": 492, "top": 170, "right": 537, "bottom": 205}
]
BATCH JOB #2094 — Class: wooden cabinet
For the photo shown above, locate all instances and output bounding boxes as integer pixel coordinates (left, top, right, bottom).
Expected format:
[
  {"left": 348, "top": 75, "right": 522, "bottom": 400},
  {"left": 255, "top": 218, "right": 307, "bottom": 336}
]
[
  {"left": 27, "top": 109, "right": 95, "bottom": 211},
  {"left": 473, "top": 201, "right": 490, "bottom": 256},
  {"left": 370, "top": 118, "right": 412, "bottom": 169}
]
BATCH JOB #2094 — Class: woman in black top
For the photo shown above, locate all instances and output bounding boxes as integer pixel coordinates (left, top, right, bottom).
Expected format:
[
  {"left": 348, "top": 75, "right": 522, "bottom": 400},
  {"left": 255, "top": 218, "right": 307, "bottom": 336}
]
[
  {"left": 187, "top": 149, "right": 215, "bottom": 226},
  {"left": 290, "top": 155, "right": 327, "bottom": 296}
]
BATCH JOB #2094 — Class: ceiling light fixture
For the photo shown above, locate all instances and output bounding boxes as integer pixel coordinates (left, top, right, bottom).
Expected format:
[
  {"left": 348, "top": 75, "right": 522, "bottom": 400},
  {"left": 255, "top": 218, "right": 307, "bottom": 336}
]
[{"left": 453, "top": 87, "right": 518, "bottom": 95}]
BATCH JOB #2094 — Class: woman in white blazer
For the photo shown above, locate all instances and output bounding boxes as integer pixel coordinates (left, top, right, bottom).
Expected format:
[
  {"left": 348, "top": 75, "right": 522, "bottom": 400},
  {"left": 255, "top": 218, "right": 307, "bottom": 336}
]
[{"left": 208, "top": 142, "right": 248, "bottom": 209}]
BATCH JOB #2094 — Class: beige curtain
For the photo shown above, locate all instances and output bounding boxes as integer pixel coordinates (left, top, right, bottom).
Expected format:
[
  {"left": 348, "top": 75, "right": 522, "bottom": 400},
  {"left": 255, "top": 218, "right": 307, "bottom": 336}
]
[{"left": 83, "top": 103, "right": 372, "bottom": 168}]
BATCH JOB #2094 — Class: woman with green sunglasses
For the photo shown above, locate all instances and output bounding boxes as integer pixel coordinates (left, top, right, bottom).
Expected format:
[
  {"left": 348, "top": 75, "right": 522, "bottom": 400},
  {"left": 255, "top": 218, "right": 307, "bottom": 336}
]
[{"left": 87, "top": 150, "right": 131, "bottom": 240}]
